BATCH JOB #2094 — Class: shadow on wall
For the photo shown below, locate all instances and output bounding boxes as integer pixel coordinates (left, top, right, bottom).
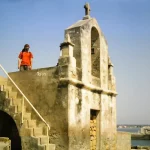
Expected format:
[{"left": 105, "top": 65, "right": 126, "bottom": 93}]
[
  {"left": 0, "top": 110, "right": 22, "bottom": 150},
  {"left": 91, "top": 26, "right": 100, "bottom": 78}
]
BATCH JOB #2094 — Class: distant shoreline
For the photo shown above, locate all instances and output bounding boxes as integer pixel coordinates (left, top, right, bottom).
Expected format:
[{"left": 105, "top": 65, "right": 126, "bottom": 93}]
[{"left": 117, "top": 125, "right": 149, "bottom": 128}]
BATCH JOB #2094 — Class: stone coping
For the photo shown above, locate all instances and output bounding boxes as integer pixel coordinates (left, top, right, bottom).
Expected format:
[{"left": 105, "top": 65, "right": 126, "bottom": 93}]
[{"left": 59, "top": 78, "right": 117, "bottom": 96}]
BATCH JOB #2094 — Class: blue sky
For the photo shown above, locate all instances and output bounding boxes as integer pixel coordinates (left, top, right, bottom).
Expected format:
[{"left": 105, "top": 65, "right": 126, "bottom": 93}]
[{"left": 0, "top": 0, "right": 150, "bottom": 124}]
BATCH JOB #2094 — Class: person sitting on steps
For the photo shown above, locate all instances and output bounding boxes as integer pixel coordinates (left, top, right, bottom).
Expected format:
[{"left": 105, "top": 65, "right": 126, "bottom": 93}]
[{"left": 18, "top": 44, "right": 33, "bottom": 71}]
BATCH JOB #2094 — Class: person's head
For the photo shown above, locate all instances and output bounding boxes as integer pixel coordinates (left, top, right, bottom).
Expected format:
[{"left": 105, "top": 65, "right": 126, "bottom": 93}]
[{"left": 23, "top": 44, "right": 30, "bottom": 52}]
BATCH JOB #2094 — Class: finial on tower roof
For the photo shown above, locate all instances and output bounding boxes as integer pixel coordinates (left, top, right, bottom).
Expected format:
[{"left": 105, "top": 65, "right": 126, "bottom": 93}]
[
  {"left": 83, "top": 2, "right": 91, "bottom": 20},
  {"left": 108, "top": 56, "right": 114, "bottom": 67},
  {"left": 84, "top": 3, "right": 90, "bottom": 16},
  {"left": 60, "top": 33, "right": 74, "bottom": 49},
  {"left": 64, "top": 33, "right": 71, "bottom": 43}
]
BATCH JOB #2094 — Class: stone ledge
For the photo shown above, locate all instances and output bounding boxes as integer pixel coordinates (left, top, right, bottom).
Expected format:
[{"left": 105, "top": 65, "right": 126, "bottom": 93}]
[{"left": 59, "top": 78, "right": 117, "bottom": 96}]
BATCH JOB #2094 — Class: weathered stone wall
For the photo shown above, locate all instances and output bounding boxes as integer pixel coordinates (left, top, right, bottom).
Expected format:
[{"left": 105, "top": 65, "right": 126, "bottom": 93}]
[
  {"left": 9, "top": 67, "right": 69, "bottom": 150},
  {"left": 91, "top": 27, "right": 100, "bottom": 78},
  {"left": 66, "top": 18, "right": 102, "bottom": 83},
  {"left": 117, "top": 131, "right": 131, "bottom": 150},
  {"left": 100, "top": 33, "right": 108, "bottom": 89},
  {"left": 100, "top": 94, "right": 117, "bottom": 150},
  {"left": 65, "top": 27, "right": 81, "bottom": 69},
  {"left": 65, "top": 17, "right": 117, "bottom": 150},
  {"left": 67, "top": 84, "right": 117, "bottom": 150},
  {"left": 68, "top": 84, "right": 101, "bottom": 150}
]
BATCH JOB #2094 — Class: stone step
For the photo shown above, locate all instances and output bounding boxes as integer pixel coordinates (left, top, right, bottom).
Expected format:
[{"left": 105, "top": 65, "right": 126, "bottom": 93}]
[
  {"left": 4, "top": 98, "right": 13, "bottom": 106},
  {"left": 4, "top": 86, "right": 13, "bottom": 93},
  {"left": 14, "top": 112, "right": 22, "bottom": 120},
  {"left": 17, "top": 103, "right": 28, "bottom": 113},
  {"left": 7, "top": 80, "right": 13, "bottom": 86},
  {"left": 24, "top": 128, "right": 33, "bottom": 136},
  {"left": 0, "top": 85, "right": 4, "bottom": 91},
  {"left": 5, "top": 81, "right": 20, "bottom": 93},
  {"left": 16, "top": 102, "right": 23, "bottom": 112},
  {"left": 12, "top": 98, "right": 22, "bottom": 106},
  {"left": 24, "top": 120, "right": 37, "bottom": 128},
  {"left": 6, "top": 85, "right": 19, "bottom": 93},
  {"left": 5, "top": 90, "right": 18, "bottom": 99},
  {"left": 33, "top": 136, "right": 49, "bottom": 145},
  {"left": 24, "top": 112, "right": 31, "bottom": 120},
  {"left": 49, "top": 144, "right": 55, "bottom": 150},
  {"left": 8, "top": 103, "right": 22, "bottom": 113},
  {"left": 7, "top": 81, "right": 21, "bottom": 92},
  {"left": 33, "top": 127, "right": 43, "bottom": 136},
  {"left": 0, "top": 79, "right": 7, "bottom": 83},
  {"left": 38, "top": 144, "right": 55, "bottom": 150},
  {"left": 39, "top": 136, "right": 49, "bottom": 145},
  {"left": 0, "top": 78, "right": 8, "bottom": 86},
  {"left": 5, "top": 89, "right": 23, "bottom": 100},
  {"left": 9, "top": 105, "right": 17, "bottom": 113},
  {"left": 23, "top": 106, "right": 27, "bottom": 113},
  {"left": 43, "top": 126, "right": 49, "bottom": 136}
]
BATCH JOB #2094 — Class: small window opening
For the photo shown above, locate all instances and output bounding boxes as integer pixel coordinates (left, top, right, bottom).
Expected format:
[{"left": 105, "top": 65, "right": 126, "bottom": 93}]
[{"left": 91, "top": 48, "right": 95, "bottom": 54}]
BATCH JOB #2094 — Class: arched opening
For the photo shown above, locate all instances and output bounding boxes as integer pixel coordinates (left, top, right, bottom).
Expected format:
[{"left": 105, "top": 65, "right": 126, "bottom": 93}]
[
  {"left": 91, "top": 27, "right": 100, "bottom": 78},
  {"left": 0, "top": 110, "right": 22, "bottom": 150}
]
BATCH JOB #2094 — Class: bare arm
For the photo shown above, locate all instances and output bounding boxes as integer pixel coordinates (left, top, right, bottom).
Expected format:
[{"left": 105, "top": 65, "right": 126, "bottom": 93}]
[
  {"left": 18, "top": 58, "right": 21, "bottom": 69},
  {"left": 30, "top": 58, "right": 33, "bottom": 69}
]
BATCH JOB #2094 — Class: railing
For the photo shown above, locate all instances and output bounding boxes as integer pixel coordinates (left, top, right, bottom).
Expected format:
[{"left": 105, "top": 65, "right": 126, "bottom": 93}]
[{"left": 0, "top": 64, "right": 50, "bottom": 131}]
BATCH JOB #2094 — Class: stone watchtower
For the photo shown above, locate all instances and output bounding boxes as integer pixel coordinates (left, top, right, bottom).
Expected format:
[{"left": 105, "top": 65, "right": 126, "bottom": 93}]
[{"left": 58, "top": 3, "right": 117, "bottom": 150}]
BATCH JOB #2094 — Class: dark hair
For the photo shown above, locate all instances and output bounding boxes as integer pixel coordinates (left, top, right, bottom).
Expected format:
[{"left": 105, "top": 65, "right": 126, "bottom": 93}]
[
  {"left": 24, "top": 44, "right": 30, "bottom": 48},
  {"left": 22, "top": 49, "right": 28, "bottom": 52},
  {"left": 22, "top": 44, "right": 30, "bottom": 52}
]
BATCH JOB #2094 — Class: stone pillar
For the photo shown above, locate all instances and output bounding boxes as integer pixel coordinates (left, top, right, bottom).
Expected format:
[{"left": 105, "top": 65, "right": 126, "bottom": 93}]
[
  {"left": 108, "top": 57, "right": 113, "bottom": 76},
  {"left": 80, "top": 25, "right": 92, "bottom": 83},
  {"left": 100, "top": 36, "right": 108, "bottom": 89},
  {"left": 58, "top": 34, "right": 77, "bottom": 79},
  {"left": 60, "top": 34, "right": 74, "bottom": 58},
  {"left": 108, "top": 57, "right": 116, "bottom": 91}
]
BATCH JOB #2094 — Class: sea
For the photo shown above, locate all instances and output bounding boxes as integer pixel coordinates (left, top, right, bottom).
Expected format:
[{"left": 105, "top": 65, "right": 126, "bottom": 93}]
[{"left": 117, "top": 128, "right": 150, "bottom": 146}]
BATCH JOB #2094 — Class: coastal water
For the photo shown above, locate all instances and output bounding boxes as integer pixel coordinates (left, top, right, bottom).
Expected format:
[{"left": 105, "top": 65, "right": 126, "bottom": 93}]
[{"left": 118, "top": 128, "right": 150, "bottom": 146}]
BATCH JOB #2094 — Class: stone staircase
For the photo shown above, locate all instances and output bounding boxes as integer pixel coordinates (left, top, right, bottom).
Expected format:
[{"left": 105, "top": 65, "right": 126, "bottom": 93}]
[{"left": 0, "top": 77, "right": 55, "bottom": 150}]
